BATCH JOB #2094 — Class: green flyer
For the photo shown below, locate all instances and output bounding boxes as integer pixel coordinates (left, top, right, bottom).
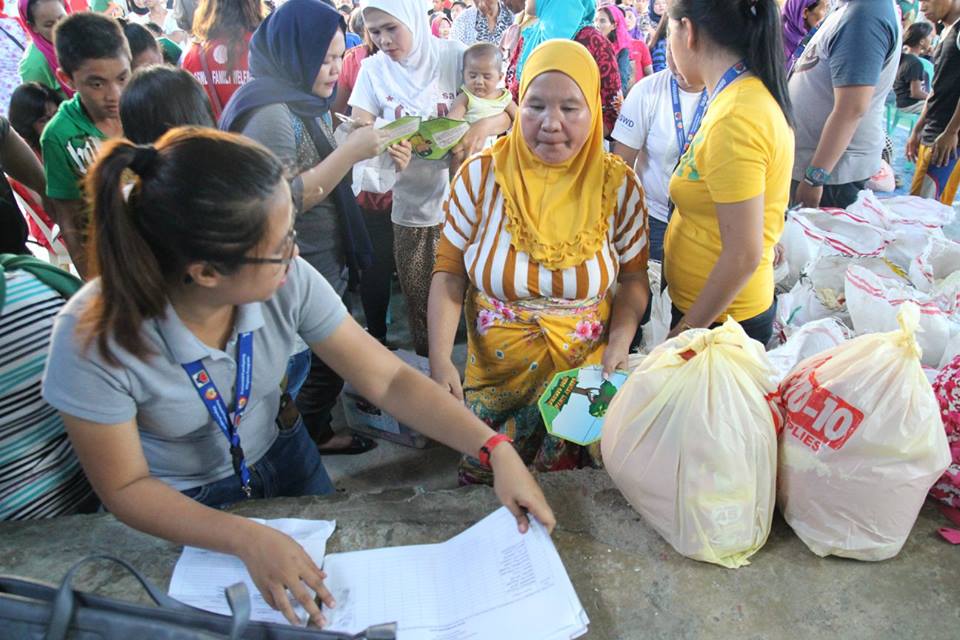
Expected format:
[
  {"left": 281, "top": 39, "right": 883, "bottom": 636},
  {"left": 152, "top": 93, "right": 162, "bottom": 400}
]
[
  {"left": 408, "top": 117, "right": 470, "bottom": 160},
  {"left": 538, "top": 366, "right": 629, "bottom": 446},
  {"left": 378, "top": 116, "right": 422, "bottom": 152},
  {"left": 374, "top": 116, "right": 469, "bottom": 160}
]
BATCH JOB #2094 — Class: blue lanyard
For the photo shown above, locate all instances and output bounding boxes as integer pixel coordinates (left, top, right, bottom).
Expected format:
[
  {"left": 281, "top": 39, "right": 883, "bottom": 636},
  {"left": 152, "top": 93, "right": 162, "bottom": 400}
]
[
  {"left": 670, "top": 77, "right": 709, "bottom": 156},
  {"left": 182, "top": 332, "right": 255, "bottom": 497},
  {"left": 787, "top": 24, "right": 820, "bottom": 75},
  {"left": 667, "top": 61, "right": 749, "bottom": 220},
  {"left": 711, "top": 60, "right": 750, "bottom": 100}
]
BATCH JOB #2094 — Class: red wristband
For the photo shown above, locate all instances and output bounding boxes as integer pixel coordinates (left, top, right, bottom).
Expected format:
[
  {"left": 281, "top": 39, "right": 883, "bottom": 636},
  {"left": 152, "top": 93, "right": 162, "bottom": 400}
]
[{"left": 478, "top": 434, "right": 513, "bottom": 468}]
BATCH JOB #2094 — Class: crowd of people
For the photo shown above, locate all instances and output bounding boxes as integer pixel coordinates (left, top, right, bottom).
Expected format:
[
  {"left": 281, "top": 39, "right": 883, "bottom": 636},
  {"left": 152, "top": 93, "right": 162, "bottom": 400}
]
[{"left": 0, "top": 0, "right": 959, "bottom": 627}]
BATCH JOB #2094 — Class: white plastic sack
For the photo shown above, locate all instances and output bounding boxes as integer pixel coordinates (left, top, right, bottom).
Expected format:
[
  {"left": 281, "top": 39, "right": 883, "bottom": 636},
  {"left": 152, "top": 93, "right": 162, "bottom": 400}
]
[
  {"left": 844, "top": 190, "right": 897, "bottom": 228},
  {"left": 938, "top": 330, "right": 960, "bottom": 370},
  {"left": 778, "top": 304, "right": 952, "bottom": 560},
  {"left": 846, "top": 191, "right": 957, "bottom": 272},
  {"left": 774, "top": 255, "right": 900, "bottom": 333},
  {"left": 908, "top": 235, "right": 960, "bottom": 293},
  {"left": 602, "top": 319, "right": 780, "bottom": 568},
  {"left": 767, "top": 318, "right": 848, "bottom": 380},
  {"left": 845, "top": 190, "right": 956, "bottom": 231},
  {"left": 779, "top": 207, "right": 892, "bottom": 289},
  {"left": 884, "top": 226, "right": 945, "bottom": 275},
  {"left": 845, "top": 265, "right": 954, "bottom": 367},
  {"left": 880, "top": 194, "right": 957, "bottom": 229},
  {"left": 639, "top": 262, "right": 671, "bottom": 355}
]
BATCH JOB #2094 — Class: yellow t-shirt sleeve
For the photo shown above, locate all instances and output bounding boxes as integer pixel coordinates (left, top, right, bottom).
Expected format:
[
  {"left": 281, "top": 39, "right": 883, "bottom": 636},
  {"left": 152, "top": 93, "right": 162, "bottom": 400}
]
[{"left": 700, "top": 114, "right": 769, "bottom": 205}]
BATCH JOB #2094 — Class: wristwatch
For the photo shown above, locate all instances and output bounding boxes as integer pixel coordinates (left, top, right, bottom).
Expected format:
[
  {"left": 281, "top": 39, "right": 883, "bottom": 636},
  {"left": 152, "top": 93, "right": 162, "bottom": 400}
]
[{"left": 802, "top": 165, "right": 831, "bottom": 187}]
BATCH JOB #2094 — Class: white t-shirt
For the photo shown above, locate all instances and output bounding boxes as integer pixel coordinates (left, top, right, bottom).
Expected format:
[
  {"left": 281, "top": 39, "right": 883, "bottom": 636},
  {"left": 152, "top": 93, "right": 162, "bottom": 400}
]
[
  {"left": 349, "top": 39, "right": 465, "bottom": 227},
  {"left": 611, "top": 70, "right": 706, "bottom": 224}
]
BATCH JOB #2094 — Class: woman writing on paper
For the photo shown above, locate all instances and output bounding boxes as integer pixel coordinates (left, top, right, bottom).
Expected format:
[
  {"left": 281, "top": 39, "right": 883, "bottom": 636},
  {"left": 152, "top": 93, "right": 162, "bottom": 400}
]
[
  {"left": 42, "top": 127, "right": 555, "bottom": 629},
  {"left": 428, "top": 40, "right": 650, "bottom": 486},
  {"left": 222, "top": 0, "right": 401, "bottom": 456}
]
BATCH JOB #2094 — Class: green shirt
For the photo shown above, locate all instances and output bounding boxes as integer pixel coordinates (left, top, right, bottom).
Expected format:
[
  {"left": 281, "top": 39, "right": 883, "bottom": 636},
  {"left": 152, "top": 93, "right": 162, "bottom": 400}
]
[
  {"left": 18, "top": 42, "right": 65, "bottom": 99},
  {"left": 40, "top": 94, "right": 106, "bottom": 201}
]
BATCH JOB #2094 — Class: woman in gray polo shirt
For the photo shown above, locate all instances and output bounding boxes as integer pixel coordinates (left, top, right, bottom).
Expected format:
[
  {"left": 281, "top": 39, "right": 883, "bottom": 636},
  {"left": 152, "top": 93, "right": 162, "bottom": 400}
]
[{"left": 41, "top": 128, "right": 554, "bottom": 628}]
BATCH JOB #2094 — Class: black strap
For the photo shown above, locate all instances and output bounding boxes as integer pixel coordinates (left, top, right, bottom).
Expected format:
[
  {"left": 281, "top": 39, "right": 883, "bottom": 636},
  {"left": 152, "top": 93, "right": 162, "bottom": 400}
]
[{"left": 45, "top": 555, "right": 195, "bottom": 640}]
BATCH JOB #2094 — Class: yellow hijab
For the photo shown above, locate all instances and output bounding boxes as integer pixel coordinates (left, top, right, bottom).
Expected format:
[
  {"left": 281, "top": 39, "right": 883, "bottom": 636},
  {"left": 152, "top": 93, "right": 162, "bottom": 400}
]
[{"left": 487, "top": 39, "right": 627, "bottom": 271}]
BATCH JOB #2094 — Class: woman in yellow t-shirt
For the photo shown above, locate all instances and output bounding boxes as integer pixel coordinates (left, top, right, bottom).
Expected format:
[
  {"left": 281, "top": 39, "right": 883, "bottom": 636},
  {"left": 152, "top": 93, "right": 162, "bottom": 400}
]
[{"left": 663, "top": 0, "right": 794, "bottom": 345}]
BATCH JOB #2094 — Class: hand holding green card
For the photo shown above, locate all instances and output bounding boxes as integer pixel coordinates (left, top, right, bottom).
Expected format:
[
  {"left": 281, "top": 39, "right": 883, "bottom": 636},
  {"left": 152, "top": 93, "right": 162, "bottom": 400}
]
[{"left": 538, "top": 365, "right": 629, "bottom": 446}]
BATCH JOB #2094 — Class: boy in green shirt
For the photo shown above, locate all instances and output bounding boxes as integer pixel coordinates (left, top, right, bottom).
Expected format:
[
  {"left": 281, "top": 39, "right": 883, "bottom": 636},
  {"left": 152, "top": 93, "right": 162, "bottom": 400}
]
[{"left": 41, "top": 12, "right": 130, "bottom": 277}]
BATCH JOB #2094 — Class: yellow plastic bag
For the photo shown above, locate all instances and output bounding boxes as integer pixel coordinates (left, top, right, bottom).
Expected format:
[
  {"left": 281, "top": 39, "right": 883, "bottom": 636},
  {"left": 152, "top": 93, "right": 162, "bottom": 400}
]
[
  {"left": 778, "top": 303, "right": 951, "bottom": 560},
  {"left": 601, "top": 318, "right": 781, "bottom": 568}
]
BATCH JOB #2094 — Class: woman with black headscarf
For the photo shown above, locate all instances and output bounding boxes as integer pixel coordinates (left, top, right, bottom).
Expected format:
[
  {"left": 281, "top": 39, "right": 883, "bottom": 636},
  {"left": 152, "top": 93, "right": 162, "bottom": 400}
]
[{"left": 221, "top": 0, "right": 412, "bottom": 455}]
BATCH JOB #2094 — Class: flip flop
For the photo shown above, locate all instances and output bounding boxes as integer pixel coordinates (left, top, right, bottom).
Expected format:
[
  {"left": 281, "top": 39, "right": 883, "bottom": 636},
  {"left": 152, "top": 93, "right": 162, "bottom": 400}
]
[{"left": 317, "top": 433, "right": 378, "bottom": 456}]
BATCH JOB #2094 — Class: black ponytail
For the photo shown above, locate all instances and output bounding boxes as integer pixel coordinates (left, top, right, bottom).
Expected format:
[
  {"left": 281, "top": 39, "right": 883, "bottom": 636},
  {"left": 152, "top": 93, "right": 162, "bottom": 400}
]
[
  {"left": 81, "top": 127, "right": 285, "bottom": 364},
  {"left": 669, "top": 0, "right": 793, "bottom": 127}
]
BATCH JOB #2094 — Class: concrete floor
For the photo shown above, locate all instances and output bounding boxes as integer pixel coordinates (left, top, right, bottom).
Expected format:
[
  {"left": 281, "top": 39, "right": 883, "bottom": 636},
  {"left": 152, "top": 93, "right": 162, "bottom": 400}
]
[
  {"left": 1, "top": 471, "right": 956, "bottom": 640},
  {"left": 323, "top": 285, "right": 465, "bottom": 494},
  {"left": 2, "top": 277, "right": 957, "bottom": 639}
]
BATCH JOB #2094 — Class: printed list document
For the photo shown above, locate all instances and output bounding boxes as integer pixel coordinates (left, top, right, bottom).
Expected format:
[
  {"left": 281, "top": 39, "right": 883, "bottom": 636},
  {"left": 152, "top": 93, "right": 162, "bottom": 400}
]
[
  {"left": 322, "top": 507, "right": 588, "bottom": 640},
  {"left": 168, "top": 518, "right": 336, "bottom": 625}
]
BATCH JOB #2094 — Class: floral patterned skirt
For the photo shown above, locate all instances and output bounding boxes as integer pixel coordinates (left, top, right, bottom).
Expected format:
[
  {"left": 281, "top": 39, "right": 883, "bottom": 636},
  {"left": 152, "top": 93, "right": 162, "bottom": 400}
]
[
  {"left": 458, "top": 289, "right": 612, "bottom": 485},
  {"left": 932, "top": 356, "right": 960, "bottom": 508}
]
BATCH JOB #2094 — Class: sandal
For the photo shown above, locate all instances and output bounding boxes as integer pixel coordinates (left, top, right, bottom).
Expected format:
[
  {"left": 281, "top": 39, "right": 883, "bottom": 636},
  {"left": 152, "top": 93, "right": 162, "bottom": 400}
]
[{"left": 317, "top": 433, "right": 378, "bottom": 456}]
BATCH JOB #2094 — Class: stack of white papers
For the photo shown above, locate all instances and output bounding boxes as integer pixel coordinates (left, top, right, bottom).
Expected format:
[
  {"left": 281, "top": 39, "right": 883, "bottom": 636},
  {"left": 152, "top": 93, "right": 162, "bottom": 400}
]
[
  {"left": 322, "top": 507, "right": 588, "bottom": 640},
  {"left": 168, "top": 518, "right": 336, "bottom": 625}
]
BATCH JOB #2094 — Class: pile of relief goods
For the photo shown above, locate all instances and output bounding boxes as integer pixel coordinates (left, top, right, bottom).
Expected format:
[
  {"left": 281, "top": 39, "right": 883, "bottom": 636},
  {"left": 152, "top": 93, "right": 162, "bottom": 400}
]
[{"left": 606, "top": 192, "right": 956, "bottom": 568}]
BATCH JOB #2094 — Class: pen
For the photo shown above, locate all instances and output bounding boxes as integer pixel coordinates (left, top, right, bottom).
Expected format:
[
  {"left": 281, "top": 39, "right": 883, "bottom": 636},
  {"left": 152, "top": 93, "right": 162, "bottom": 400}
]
[{"left": 334, "top": 112, "right": 359, "bottom": 126}]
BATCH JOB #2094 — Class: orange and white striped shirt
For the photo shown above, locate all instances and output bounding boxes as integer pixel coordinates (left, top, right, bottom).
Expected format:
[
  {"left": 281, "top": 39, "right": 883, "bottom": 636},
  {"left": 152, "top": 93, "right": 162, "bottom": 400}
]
[{"left": 435, "top": 154, "right": 649, "bottom": 301}]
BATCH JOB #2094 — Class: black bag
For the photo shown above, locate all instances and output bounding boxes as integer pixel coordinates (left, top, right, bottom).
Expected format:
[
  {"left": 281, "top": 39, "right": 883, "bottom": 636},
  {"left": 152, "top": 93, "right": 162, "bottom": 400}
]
[{"left": 0, "top": 555, "right": 395, "bottom": 640}]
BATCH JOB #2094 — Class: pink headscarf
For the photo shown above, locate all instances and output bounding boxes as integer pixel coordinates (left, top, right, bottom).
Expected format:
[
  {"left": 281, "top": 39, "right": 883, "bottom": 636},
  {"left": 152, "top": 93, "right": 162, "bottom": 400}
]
[
  {"left": 430, "top": 14, "right": 451, "bottom": 38},
  {"left": 18, "top": 0, "right": 73, "bottom": 96},
  {"left": 600, "top": 4, "right": 633, "bottom": 55}
]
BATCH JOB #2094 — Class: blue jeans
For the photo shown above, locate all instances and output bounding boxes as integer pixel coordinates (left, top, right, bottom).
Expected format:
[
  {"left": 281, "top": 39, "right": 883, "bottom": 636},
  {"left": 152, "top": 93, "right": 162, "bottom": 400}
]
[
  {"left": 180, "top": 418, "right": 335, "bottom": 509},
  {"left": 648, "top": 217, "right": 668, "bottom": 263},
  {"left": 284, "top": 349, "right": 312, "bottom": 400}
]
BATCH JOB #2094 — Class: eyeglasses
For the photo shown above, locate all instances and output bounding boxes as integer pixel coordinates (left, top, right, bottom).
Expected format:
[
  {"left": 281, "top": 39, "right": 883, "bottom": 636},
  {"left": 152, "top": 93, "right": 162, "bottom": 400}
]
[{"left": 239, "top": 227, "right": 297, "bottom": 266}]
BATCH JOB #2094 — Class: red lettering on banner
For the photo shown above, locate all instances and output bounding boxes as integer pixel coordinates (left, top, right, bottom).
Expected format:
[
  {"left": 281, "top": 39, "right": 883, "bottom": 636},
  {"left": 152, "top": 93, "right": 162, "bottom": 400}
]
[{"left": 782, "top": 370, "right": 864, "bottom": 452}]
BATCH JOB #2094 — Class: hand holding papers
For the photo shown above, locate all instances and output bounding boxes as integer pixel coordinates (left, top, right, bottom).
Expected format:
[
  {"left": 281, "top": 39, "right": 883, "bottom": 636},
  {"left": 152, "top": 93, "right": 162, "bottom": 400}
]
[
  {"left": 169, "top": 518, "right": 336, "bottom": 627},
  {"left": 322, "top": 507, "right": 588, "bottom": 640}
]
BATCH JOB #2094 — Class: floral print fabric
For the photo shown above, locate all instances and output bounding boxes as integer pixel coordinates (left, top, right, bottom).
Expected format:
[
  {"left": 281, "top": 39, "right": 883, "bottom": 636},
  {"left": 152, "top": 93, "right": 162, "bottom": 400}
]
[
  {"left": 458, "top": 288, "right": 612, "bottom": 485},
  {"left": 932, "top": 356, "right": 960, "bottom": 507}
]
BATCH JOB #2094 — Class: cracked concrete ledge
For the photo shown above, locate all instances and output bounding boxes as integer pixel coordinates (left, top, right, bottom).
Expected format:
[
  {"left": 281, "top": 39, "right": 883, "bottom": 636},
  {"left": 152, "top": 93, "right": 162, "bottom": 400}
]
[{"left": 0, "top": 469, "right": 956, "bottom": 639}]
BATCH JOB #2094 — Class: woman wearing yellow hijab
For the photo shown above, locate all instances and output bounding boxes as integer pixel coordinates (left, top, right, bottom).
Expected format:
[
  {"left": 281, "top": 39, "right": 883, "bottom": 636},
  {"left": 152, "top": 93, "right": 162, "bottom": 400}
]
[{"left": 428, "top": 40, "right": 651, "bottom": 485}]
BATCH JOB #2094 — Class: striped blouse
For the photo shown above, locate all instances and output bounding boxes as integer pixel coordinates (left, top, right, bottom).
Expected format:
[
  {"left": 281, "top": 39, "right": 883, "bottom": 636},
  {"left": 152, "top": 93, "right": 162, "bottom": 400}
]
[
  {"left": 435, "top": 154, "right": 649, "bottom": 301},
  {"left": 1, "top": 270, "right": 95, "bottom": 520}
]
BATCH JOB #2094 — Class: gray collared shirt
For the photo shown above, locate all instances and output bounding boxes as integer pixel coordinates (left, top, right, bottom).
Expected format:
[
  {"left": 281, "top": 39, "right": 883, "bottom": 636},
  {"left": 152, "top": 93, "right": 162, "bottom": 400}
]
[{"left": 42, "top": 258, "right": 347, "bottom": 491}]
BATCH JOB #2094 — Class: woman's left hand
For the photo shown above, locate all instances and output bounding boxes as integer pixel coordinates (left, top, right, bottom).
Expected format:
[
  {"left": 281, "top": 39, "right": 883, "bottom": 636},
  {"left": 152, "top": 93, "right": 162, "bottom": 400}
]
[
  {"left": 388, "top": 140, "right": 413, "bottom": 171},
  {"left": 490, "top": 444, "right": 556, "bottom": 534},
  {"left": 600, "top": 343, "right": 630, "bottom": 379}
]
